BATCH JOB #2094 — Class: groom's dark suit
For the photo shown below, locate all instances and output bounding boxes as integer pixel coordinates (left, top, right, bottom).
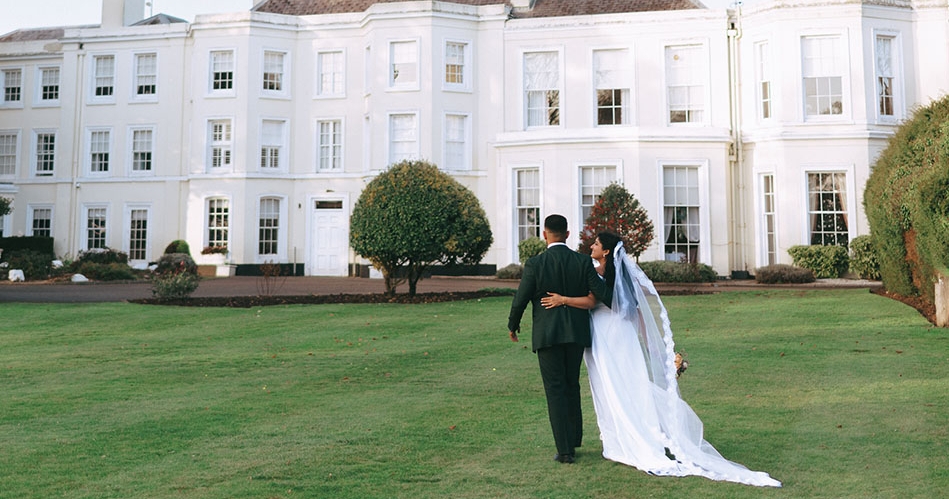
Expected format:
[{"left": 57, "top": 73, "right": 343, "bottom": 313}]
[{"left": 508, "top": 242, "right": 611, "bottom": 460}]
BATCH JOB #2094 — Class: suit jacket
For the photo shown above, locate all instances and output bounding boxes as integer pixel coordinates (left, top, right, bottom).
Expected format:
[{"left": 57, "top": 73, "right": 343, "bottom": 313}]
[{"left": 507, "top": 244, "right": 612, "bottom": 352}]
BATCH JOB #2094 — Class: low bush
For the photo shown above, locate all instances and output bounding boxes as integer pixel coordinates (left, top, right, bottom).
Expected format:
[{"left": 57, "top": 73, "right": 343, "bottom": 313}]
[
  {"left": 163, "top": 240, "right": 192, "bottom": 256},
  {"left": 754, "top": 264, "right": 816, "bottom": 284},
  {"left": 74, "top": 262, "right": 138, "bottom": 281},
  {"left": 638, "top": 260, "right": 718, "bottom": 283},
  {"left": 3, "top": 249, "right": 54, "bottom": 281},
  {"left": 849, "top": 235, "right": 881, "bottom": 280},
  {"left": 154, "top": 253, "right": 197, "bottom": 276},
  {"left": 788, "top": 245, "right": 849, "bottom": 279},
  {"left": 496, "top": 263, "right": 523, "bottom": 280},
  {"left": 518, "top": 237, "right": 546, "bottom": 264},
  {"left": 151, "top": 271, "right": 200, "bottom": 299},
  {"left": 73, "top": 247, "right": 129, "bottom": 266}
]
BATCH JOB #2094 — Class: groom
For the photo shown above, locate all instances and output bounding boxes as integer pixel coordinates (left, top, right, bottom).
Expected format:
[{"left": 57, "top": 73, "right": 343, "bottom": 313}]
[{"left": 507, "top": 214, "right": 611, "bottom": 464}]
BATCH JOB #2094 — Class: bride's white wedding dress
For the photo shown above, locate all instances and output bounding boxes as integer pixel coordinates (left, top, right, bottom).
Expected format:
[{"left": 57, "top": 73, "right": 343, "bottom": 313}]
[{"left": 584, "top": 243, "right": 781, "bottom": 487}]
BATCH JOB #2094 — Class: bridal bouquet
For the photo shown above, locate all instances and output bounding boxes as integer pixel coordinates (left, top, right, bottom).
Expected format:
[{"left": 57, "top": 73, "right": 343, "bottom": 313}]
[{"left": 675, "top": 352, "right": 689, "bottom": 378}]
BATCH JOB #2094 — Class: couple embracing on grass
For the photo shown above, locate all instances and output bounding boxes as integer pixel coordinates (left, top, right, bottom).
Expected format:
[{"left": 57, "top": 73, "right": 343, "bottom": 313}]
[{"left": 506, "top": 214, "right": 780, "bottom": 487}]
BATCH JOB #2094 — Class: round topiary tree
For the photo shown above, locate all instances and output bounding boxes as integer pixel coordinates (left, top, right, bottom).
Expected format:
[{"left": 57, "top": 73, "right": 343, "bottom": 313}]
[
  {"left": 578, "top": 183, "right": 655, "bottom": 260},
  {"left": 865, "top": 94, "right": 949, "bottom": 306},
  {"left": 0, "top": 196, "right": 11, "bottom": 218},
  {"left": 350, "top": 160, "right": 493, "bottom": 296}
]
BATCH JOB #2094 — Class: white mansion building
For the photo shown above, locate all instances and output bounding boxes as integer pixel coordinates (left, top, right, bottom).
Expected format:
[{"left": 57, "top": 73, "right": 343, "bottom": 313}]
[{"left": 1, "top": 0, "right": 947, "bottom": 276}]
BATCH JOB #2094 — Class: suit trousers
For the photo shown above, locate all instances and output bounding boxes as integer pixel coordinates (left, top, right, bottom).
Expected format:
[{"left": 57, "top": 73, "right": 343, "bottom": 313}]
[{"left": 537, "top": 343, "right": 585, "bottom": 456}]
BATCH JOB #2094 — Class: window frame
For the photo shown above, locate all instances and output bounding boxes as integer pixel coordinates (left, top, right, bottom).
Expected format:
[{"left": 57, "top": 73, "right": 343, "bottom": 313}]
[
  {"left": 387, "top": 111, "right": 420, "bottom": 165},
  {"left": 803, "top": 169, "right": 853, "bottom": 247},
  {"left": 35, "top": 65, "right": 61, "bottom": 107},
  {"left": 86, "top": 127, "right": 113, "bottom": 175},
  {"left": 31, "top": 129, "right": 56, "bottom": 177},
  {"left": 256, "top": 195, "right": 287, "bottom": 261},
  {"left": 800, "top": 33, "right": 847, "bottom": 121},
  {"left": 316, "top": 118, "right": 344, "bottom": 172},
  {"left": 259, "top": 118, "right": 288, "bottom": 172},
  {"left": 658, "top": 161, "right": 710, "bottom": 264},
  {"left": 578, "top": 164, "right": 618, "bottom": 223},
  {"left": 443, "top": 38, "right": 472, "bottom": 92},
  {"left": 315, "top": 49, "right": 346, "bottom": 98},
  {"left": 754, "top": 40, "right": 772, "bottom": 122},
  {"left": 0, "top": 129, "right": 19, "bottom": 178},
  {"left": 592, "top": 47, "right": 633, "bottom": 127},
  {"left": 208, "top": 49, "right": 237, "bottom": 97},
  {"left": 261, "top": 48, "right": 290, "bottom": 98},
  {"left": 89, "top": 54, "right": 116, "bottom": 104},
  {"left": 513, "top": 166, "right": 543, "bottom": 254},
  {"left": 755, "top": 171, "right": 779, "bottom": 267},
  {"left": 82, "top": 204, "right": 110, "bottom": 251},
  {"left": 128, "top": 125, "right": 155, "bottom": 175},
  {"left": 522, "top": 49, "right": 563, "bottom": 129},
  {"left": 388, "top": 39, "right": 420, "bottom": 91},
  {"left": 1, "top": 66, "right": 25, "bottom": 109},
  {"left": 207, "top": 118, "right": 234, "bottom": 172},
  {"left": 27, "top": 204, "right": 53, "bottom": 237},
  {"left": 443, "top": 112, "right": 470, "bottom": 171},
  {"left": 130, "top": 52, "right": 158, "bottom": 102},
  {"left": 664, "top": 43, "right": 709, "bottom": 126},
  {"left": 205, "top": 197, "right": 230, "bottom": 250},
  {"left": 125, "top": 204, "right": 151, "bottom": 263},
  {"left": 872, "top": 30, "right": 902, "bottom": 124}
]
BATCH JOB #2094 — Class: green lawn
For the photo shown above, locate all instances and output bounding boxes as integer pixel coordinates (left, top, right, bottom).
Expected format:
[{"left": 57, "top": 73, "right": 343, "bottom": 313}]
[{"left": 1, "top": 289, "right": 946, "bottom": 498}]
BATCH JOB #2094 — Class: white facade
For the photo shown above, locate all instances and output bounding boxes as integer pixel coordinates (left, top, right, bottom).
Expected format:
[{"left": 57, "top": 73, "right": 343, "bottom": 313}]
[{"left": 0, "top": 0, "right": 946, "bottom": 276}]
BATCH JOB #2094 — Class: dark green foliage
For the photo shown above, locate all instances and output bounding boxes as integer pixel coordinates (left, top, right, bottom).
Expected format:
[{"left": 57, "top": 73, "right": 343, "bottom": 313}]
[
  {"left": 74, "top": 247, "right": 129, "bottom": 265},
  {"left": 638, "top": 260, "right": 718, "bottom": 283},
  {"left": 350, "top": 160, "right": 493, "bottom": 296},
  {"left": 163, "top": 239, "right": 192, "bottom": 256},
  {"left": 578, "top": 183, "right": 655, "bottom": 259},
  {"left": 495, "top": 263, "right": 523, "bottom": 280},
  {"left": 0, "top": 236, "right": 54, "bottom": 255},
  {"left": 154, "top": 253, "right": 197, "bottom": 276},
  {"left": 865, "top": 95, "right": 949, "bottom": 300},
  {"left": 0, "top": 196, "right": 11, "bottom": 217},
  {"left": 3, "top": 249, "right": 53, "bottom": 281},
  {"left": 754, "top": 264, "right": 816, "bottom": 284},
  {"left": 74, "top": 262, "right": 138, "bottom": 281},
  {"left": 848, "top": 235, "right": 881, "bottom": 280},
  {"left": 788, "top": 245, "right": 849, "bottom": 279},
  {"left": 517, "top": 236, "right": 546, "bottom": 264},
  {"left": 150, "top": 271, "right": 200, "bottom": 299}
]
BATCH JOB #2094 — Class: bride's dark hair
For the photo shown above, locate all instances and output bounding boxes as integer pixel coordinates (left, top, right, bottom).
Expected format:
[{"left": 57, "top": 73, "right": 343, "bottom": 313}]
[{"left": 597, "top": 231, "right": 623, "bottom": 288}]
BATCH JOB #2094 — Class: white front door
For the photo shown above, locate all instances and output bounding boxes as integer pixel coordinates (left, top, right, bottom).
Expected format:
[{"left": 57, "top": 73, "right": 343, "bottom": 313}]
[{"left": 309, "top": 199, "right": 348, "bottom": 276}]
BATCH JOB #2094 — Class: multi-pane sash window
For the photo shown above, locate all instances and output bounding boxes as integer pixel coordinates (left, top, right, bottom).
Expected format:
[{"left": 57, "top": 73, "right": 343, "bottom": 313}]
[
  {"left": 663, "top": 165, "right": 701, "bottom": 263},
  {"left": 761, "top": 174, "right": 777, "bottom": 265},
  {"left": 206, "top": 198, "right": 229, "bottom": 248},
  {"left": 445, "top": 41, "right": 467, "bottom": 86},
  {"left": 40, "top": 67, "right": 60, "bottom": 101},
  {"left": 89, "top": 130, "right": 110, "bottom": 173},
  {"left": 86, "top": 207, "right": 107, "bottom": 250},
  {"left": 444, "top": 114, "right": 468, "bottom": 170},
  {"left": 515, "top": 168, "right": 541, "bottom": 242},
  {"left": 390, "top": 41, "right": 418, "bottom": 87},
  {"left": 3, "top": 69, "right": 22, "bottom": 103},
  {"left": 30, "top": 207, "right": 52, "bottom": 237},
  {"left": 317, "top": 51, "right": 344, "bottom": 96},
  {"left": 258, "top": 197, "right": 280, "bottom": 256},
  {"left": 665, "top": 45, "right": 705, "bottom": 124},
  {"left": 389, "top": 113, "right": 418, "bottom": 164},
  {"left": 317, "top": 119, "right": 342, "bottom": 171},
  {"left": 128, "top": 208, "right": 148, "bottom": 261},
  {"left": 580, "top": 166, "right": 616, "bottom": 221},
  {"left": 209, "top": 119, "right": 232, "bottom": 169},
  {"left": 0, "top": 213, "right": 5, "bottom": 237},
  {"left": 755, "top": 42, "right": 772, "bottom": 120},
  {"left": 260, "top": 120, "right": 284, "bottom": 170},
  {"left": 875, "top": 35, "right": 895, "bottom": 118},
  {"left": 802, "top": 36, "right": 843, "bottom": 117},
  {"left": 131, "top": 128, "right": 153, "bottom": 172},
  {"left": 0, "top": 132, "right": 16, "bottom": 176},
  {"left": 211, "top": 50, "right": 234, "bottom": 91},
  {"left": 134, "top": 53, "right": 157, "bottom": 96},
  {"left": 35, "top": 132, "right": 55, "bottom": 176},
  {"left": 524, "top": 51, "right": 560, "bottom": 127},
  {"left": 594, "top": 49, "right": 630, "bottom": 126},
  {"left": 94, "top": 55, "right": 115, "bottom": 97},
  {"left": 807, "top": 172, "right": 849, "bottom": 246},
  {"left": 263, "top": 50, "right": 285, "bottom": 92}
]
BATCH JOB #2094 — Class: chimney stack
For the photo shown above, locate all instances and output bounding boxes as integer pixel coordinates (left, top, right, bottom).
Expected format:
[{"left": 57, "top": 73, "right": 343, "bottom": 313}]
[{"left": 101, "top": 0, "right": 146, "bottom": 28}]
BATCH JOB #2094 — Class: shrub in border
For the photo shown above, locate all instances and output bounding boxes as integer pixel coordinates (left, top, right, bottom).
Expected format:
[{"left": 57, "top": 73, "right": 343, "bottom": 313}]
[
  {"left": 638, "top": 260, "right": 718, "bottom": 283},
  {"left": 517, "top": 237, "right": 546, "bottom": 264},
  {"left": 754, "top": 264, "right": 816, "bottom": 284},
  {"left": 496, "top": 263, "right": 523, "bottom": 280},
  {"left": 787, "top": 245, "right": 849, "bottom": 279},
  {"left": 848, "top": 235, "right": 881, "bottom": 280}
]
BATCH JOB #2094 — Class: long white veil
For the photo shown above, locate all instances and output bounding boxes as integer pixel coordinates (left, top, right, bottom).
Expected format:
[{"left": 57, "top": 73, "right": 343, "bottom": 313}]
[{"left": 605, "top": 242, "right": 781, "bottom": 487}]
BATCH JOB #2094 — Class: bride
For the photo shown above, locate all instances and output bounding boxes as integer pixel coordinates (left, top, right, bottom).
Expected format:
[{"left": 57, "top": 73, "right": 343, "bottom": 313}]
[{"left": 541, "top": 232, "right": 781, "bottom": 487}]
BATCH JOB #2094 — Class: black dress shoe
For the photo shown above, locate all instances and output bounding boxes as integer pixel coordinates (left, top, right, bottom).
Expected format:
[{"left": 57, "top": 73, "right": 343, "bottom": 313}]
[{"left": 553, "top": 453, "right": 576, "bottom": 464}]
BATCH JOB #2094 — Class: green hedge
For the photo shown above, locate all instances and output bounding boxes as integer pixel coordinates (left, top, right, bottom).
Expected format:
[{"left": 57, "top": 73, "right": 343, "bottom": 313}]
[
  {"left": 0, "top": 236, "right": 54, "bottom": 256},
  {"left": 788, "top": 245, "right": 849, "bottom": 279},
  {"left": 517, "top": 237, "right": 546, "bottom": 264},
  {"left": 848, "top": 235, "right": 881, "bottom": 280},
  {"left": 638, "top": 260, "right": 718, "bottom": 283},
  {"left": 755, "top": 264, "right": 816, "bottom": 284}
]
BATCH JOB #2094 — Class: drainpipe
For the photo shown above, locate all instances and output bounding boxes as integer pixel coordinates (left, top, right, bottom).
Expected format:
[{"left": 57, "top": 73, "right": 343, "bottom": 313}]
[
  {"left": 68, "top": 44, "right": 86, "bottom": 257},
  {"left": 726, "top": 7, "right": 747, "bottom": 278}
]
